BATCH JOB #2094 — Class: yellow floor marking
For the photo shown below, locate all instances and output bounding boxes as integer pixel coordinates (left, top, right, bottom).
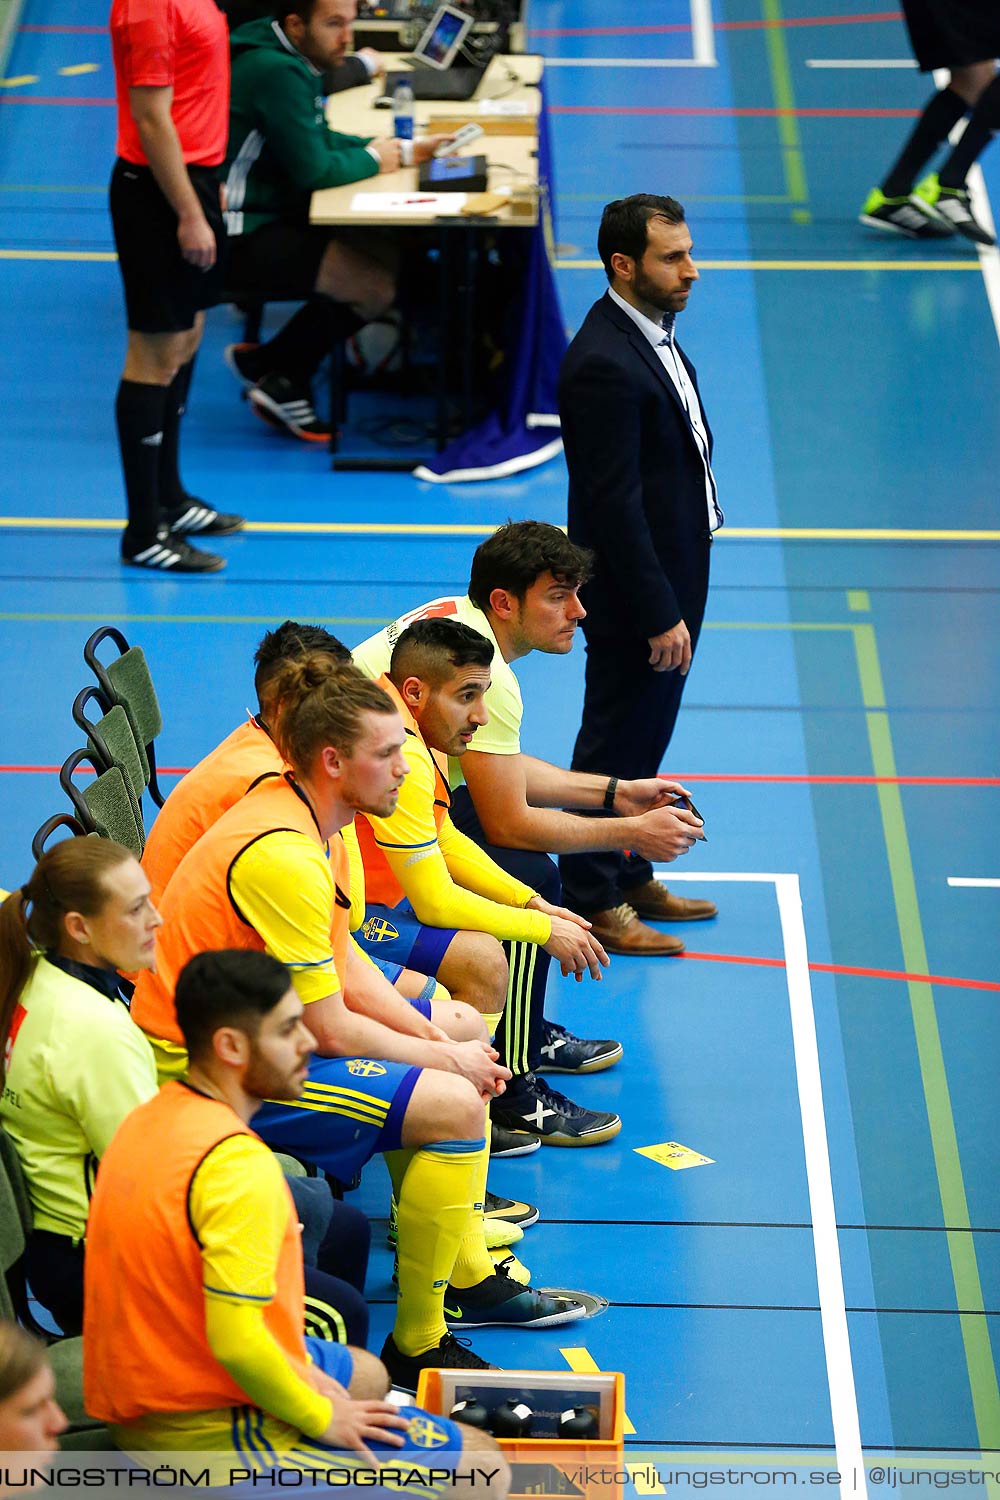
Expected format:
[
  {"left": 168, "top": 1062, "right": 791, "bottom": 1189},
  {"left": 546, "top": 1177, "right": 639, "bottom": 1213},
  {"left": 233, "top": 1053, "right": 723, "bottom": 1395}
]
[
  {"left": 0, "top": 75, "right": 40, "bottom": 87},
  {"left": 58, "top": 63, "right": 100, "bottom": 76},
  {"left": 628, "top": 1463, "right": 667, "bottom": 1495},
  {"left": 847, "top": 590, "right": 871, "bottom": 611},
  {"left": 0, "top": 249, "right": 117, "bottom": 262},
  {"left": 559, "top": 1348, "right": 635, "bottom": 1435},
  {"left": 2, "top": 516, "right": 1000, "bottom": 543}
]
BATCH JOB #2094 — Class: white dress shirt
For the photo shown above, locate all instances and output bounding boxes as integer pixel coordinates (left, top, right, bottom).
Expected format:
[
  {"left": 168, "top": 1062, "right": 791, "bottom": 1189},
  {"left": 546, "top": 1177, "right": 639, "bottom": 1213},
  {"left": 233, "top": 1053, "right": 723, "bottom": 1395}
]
[{"left": 608, "top": 286, "right": 723, "bottom": 531}]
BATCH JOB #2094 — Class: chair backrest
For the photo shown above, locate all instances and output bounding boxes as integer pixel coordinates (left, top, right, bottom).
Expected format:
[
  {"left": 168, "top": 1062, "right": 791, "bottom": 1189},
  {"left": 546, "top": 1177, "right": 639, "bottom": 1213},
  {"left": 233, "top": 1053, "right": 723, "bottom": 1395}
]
[
  {"left": 83, "top": 627, "right": 166, "bottom": 807},
  {"left": 31, "top": 813, "right": 89, "bottom": 863},
  {"left": 58, "top": 748, "right": 145, "bottom": 858},
  {"left": 0, "top": 1126, "right": 33, "bottom": 1322},
  {"left": 71, "top": 685, "right": 146, "bottom": 806}
]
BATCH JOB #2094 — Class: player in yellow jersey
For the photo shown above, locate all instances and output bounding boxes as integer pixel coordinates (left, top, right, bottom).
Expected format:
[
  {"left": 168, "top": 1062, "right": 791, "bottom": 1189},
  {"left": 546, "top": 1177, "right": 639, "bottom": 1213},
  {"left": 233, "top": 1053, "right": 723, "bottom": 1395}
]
[{"left": 355, "top": 619, "right": 619, "bottom": 1155}]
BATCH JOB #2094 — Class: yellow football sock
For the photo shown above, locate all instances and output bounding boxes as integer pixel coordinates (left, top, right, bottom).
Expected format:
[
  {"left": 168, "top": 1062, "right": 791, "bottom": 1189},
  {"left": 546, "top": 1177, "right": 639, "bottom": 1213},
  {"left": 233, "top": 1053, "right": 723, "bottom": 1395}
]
[
  {"left": 482, "top": 1010, "right": 503, "bottom": 1040},
  {"left": 446, "top": 1135, "right": 494, "bottom": 1290},
  {"left": 391, "top": 1137, "right": 484, "bottom": 1356}
]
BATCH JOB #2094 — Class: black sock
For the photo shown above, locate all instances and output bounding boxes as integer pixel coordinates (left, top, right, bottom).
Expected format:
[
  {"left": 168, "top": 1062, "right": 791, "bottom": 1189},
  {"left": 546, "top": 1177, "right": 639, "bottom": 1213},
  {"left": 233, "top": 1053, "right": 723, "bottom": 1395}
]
[
  {"left": 256, "top": 294, "right": 365, "bottom": 383},
  {"left": 116, "top": 379, "right": 169, "bottom": 554},
  {"left": 939, "top": 75, "right": 1000, "bottom": 189},
  {"left": 159, "top": 357, "right": 196, "bottom": 518},
  {"left": 881, "top": 87, "right": 969, "bottom": 197}
]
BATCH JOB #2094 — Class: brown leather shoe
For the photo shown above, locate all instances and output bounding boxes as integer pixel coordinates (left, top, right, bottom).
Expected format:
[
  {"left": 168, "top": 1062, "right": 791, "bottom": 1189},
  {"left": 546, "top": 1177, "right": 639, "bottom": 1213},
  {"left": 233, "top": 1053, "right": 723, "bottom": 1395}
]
[
  {"left": 587, "top": 903, "right": 685, "bottom": 956},
  {"left": 626, "top": 878, "right": 717, "bottom": 922}
]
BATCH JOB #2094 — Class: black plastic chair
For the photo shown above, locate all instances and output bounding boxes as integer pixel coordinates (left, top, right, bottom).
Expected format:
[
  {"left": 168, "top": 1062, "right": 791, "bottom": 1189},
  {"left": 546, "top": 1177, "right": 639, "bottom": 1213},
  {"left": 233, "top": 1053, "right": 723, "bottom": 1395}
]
[
  {"left": 83, "top": 626, "right": 167, "bottom": 807},
  {"left": 58, "top": 747, "right": 144, "bottom": 858},
  {"left": 71, "top": 684, "right": 147, "bottom": 809},
  {"left": 30, "top": 813, "right": 88, "bottom": 863}
]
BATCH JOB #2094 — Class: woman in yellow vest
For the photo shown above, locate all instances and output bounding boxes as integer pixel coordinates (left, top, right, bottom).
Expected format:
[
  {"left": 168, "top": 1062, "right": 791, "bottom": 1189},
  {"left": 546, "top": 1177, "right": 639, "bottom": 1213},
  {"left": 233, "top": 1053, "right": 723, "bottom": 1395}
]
[{"left": 0, "top": 839, "right": 161, "bottom": 1336}]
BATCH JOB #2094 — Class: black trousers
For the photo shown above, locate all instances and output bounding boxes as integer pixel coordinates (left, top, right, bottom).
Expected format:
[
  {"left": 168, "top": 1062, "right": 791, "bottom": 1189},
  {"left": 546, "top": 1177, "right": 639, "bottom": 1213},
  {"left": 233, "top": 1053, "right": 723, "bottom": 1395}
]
[
  {"left": 560, "top": 631, "right": 694, "bottom": 915},
  {"left": 450, "top": 785, "right": 560, "bottom": 1077}
]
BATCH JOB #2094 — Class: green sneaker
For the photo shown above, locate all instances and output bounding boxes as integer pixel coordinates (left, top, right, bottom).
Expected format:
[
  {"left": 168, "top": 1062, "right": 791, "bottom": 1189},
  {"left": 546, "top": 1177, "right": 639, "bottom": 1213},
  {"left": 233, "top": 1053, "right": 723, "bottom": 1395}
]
[
  {"left": 859, "top": 185, "right": 953, "bottom": 239},
  {"left": 915, "top": 174, "right": 995, "bottom": 246}
]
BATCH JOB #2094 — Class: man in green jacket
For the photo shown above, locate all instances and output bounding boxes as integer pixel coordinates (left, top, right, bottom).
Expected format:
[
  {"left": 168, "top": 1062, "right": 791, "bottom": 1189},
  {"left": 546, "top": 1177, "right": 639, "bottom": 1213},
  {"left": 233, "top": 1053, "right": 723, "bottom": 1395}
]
[{"left": 223, "top": 0, "right": 451, "bottom": 441}]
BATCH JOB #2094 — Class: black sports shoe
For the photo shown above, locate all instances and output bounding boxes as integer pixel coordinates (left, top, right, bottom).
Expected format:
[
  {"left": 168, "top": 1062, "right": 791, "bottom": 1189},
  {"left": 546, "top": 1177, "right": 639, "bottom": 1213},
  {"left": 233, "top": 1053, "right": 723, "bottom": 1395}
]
[
  {"left": 490, "top": 1121, "right": 540, "bottom": 1158},
  {"left": 122, "top": 529, "right": 225, "bottom": 573},
  {"left": 492, "top": 1073, "right": 621, "bottom": 1147},
  {"left": 484, "top": 1190, "right": 539, "bottom": 1231},
  {"left": 858, "top": 186, "right": 954, "bottom": 239},
  {"left": 224, "top": 341, "right": 264, "bottom": 388},
  {"left": 166, "top": 499, "right": 245, "bottom": 537},
  {"left": 915, "top": 174, "right": 996, "bottom": 246},
  {"left": 380, "top": 1332, "right": 497, "bottom": 1394},
  {"left": 444, "top": 1267, "right": 586, "bottom": 1330},
  {"left": 537, "top": 1019, "right": 623, "bottom": 1075},
  {"left": 249, "top": 372, "right": 331, "bottom": 443}
]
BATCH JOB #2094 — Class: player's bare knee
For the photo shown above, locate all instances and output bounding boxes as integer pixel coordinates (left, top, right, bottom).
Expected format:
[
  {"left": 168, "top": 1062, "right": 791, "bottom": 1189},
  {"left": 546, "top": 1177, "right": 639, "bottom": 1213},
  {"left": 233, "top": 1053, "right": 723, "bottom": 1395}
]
[
  {"left": 465, "top": 933, "right": 508, "bottom": 1012},
  {"left": 346, "top": 1347, "right": 390, "bottom": 1399},
  {"left": 437, "top": 1074, "right": 487, "bottom": 1140},
  {"left": 433, "top": 999, "right": 489, "bottom": 1044},
  {"left": 450, "top": 1427, "right": 510, "bottom": 1500}
]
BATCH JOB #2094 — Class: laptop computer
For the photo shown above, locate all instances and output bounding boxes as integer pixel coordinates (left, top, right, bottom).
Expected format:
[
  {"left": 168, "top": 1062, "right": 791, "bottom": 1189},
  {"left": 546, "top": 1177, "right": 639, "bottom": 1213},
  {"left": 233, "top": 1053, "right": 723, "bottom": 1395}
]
[{"left": 385, "top": 4, "right": 488, "bottom": 101}]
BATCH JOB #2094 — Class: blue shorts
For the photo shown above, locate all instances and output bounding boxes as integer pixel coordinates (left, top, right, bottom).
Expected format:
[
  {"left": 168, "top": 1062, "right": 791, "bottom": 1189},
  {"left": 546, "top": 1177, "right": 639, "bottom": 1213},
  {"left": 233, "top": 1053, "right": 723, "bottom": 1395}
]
[
  {"left": 356, "top": 899, "right": 456, "bottom": 975},
  {"left": 253, "top": 1054, "right": 421, "bottom": 1181},
  {"left": 370, "top": 953, "right": 404, "bottom": 987}
]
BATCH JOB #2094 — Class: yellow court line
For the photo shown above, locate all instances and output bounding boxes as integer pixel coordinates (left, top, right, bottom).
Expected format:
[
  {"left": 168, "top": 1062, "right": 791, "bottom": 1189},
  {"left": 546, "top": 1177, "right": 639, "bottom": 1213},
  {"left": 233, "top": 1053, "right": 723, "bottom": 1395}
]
[
  {"left": 559, "top": 1347, "right": 636, "bottom": 1435},
  {"left": 0, "top": 249, "right": 983, "bottom": 271},
  {"left": 0, "top": 249, "right": 117, "bottom": 262},
  {"left": 58, "top": 63, "right": 100, "bottom": 76},
  {"left": 551, "top": 259, "right": 983, "bottom": 271},
  {"left": 2, "top": 517, "right": 1000, "bottom": 542}
]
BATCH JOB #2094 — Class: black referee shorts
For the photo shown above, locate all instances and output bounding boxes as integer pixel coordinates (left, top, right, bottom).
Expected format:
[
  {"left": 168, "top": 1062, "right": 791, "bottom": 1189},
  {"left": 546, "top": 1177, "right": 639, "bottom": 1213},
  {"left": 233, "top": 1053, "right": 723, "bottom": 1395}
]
[{"left": 109, "top": 158, "right": 227, "bottom": 334}]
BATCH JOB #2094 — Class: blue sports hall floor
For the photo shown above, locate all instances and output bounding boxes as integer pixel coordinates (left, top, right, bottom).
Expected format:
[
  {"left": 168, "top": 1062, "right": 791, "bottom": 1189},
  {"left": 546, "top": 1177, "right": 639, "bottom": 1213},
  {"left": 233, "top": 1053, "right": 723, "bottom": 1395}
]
[{"left": 1, "top": 0, "right": 998, "bottom": 1483}]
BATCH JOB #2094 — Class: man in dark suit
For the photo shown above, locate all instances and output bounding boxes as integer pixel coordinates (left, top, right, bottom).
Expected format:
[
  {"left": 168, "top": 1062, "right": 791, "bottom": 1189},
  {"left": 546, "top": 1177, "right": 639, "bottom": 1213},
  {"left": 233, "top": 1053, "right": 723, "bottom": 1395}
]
[{"left": 558, "top": 194, "right": 722, "bottom": 955}]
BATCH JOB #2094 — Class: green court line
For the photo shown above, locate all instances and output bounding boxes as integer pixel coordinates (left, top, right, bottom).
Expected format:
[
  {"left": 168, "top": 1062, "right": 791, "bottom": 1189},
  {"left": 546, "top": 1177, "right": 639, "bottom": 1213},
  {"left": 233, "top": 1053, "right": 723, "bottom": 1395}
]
[
  {"left": 0, "top": 183, "right": 106, "bottom": 192},
  {"left": 761, "top": 0, "right": 809, "bottom": 218},
  {"left": 847, "top": 590, "right": 871, "bottom": 612},
  {"left": 850, "top": 617, "right": 1000, "bottom": 1451}
]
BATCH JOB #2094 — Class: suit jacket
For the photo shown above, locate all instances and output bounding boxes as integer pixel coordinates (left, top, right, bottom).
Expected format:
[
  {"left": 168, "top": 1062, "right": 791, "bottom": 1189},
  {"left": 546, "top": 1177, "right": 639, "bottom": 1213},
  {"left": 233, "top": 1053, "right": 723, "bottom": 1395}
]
[{"left": 558, "top": 291, "right": 715, "bottom": 644}]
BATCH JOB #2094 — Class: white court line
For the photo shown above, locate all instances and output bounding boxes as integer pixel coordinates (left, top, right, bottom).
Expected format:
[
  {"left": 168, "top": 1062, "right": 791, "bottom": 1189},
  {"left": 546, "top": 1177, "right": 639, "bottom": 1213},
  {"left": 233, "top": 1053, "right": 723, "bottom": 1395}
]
[
  {"left": 947, "top": 877, "right": 1000, "bottom": 888},
  {"left": 660, "top": 869, "right": 867, "bottom": 1498},
  {"left": 691, "top": 0, "right": 717, "bottom": 68},
  {"left": 806, "top": 58, "right": 915, "bottom": 68},
  {"left": 546, "top": 0, "right": 715, "bottom": 69},
  {"left": 931, "top": 69, "right": 1000, "bottom": 349}
]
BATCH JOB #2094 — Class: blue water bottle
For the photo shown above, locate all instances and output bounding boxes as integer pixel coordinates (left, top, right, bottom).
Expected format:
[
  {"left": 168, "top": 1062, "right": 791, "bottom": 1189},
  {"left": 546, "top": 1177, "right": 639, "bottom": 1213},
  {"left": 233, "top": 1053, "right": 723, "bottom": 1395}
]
[{"left": 393, "top": 77, "right": 415, "bottom": 141}]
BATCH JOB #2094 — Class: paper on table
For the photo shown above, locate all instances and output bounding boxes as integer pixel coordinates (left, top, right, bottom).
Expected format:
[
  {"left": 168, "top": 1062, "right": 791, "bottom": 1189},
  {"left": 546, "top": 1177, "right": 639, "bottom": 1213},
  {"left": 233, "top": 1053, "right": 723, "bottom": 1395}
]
[
  {"left": 349, "top": 191, "right": 467, "bottom": 212},
  {"left": 478, "top": 98, "right": 531, "bottom": 115}
]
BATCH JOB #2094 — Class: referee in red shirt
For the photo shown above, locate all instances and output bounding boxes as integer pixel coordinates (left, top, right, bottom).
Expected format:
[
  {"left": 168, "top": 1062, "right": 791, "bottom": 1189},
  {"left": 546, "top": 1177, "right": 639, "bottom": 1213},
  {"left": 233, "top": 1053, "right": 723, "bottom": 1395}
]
[{"left": 109, "top": 0, "right": 245, "bottom": 572}]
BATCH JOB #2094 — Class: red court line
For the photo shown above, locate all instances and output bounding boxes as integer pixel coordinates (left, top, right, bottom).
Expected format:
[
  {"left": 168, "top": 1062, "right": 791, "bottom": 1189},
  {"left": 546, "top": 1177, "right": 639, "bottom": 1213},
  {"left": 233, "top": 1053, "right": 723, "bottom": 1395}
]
[
  {"left": 1, "top": 97, "right": 115, "bottom": 105},
  {"left": 5, "top": 766, "right": 996, "bottom": 787},
  {"left": 529, "top": 11, "right": 902, "bottom": 35},
  {"left": 673, "top": 773, "right": 1000, "bottom": 787},
  {"left": 681, "top": 950, "right": 1000, "bottom": 994},
  {"left": 549, "top": 105, "right": 919, "bottom": 118}
]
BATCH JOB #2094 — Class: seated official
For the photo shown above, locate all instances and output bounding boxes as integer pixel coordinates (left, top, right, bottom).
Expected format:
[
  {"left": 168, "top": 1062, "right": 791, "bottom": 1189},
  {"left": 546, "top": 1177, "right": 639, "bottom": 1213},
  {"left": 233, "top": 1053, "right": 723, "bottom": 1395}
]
[
  {"left": 84, "top": 948, "right": 511, "bottom": 1499},
  {"left": 0, "top": 841, "right": 161, "bottom": 1335},
  {"left": 222, "top": 0, "right": 453, "bottom": 442},
  {"left": 0, "top": 1323, "right": 67, "bottom": 1454},
  {"left": 221, "top": 0, "right": 387, "bottom": 94}
]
